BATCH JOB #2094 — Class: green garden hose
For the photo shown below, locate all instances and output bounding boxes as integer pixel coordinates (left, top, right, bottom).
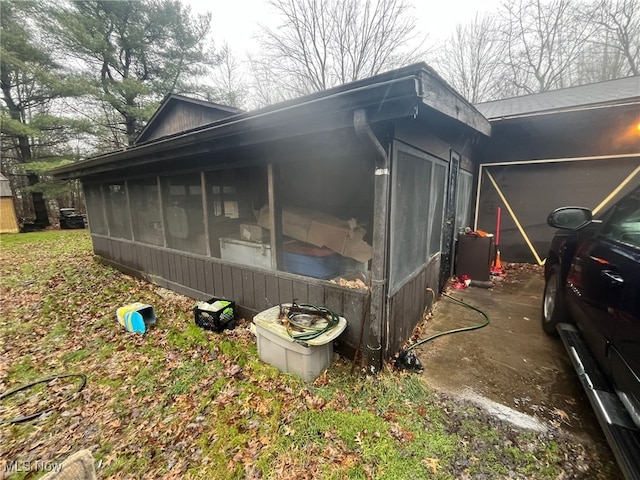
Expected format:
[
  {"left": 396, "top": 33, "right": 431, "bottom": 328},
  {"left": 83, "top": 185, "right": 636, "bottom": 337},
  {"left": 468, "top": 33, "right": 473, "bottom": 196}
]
[
  {"left": 406, "top": 292, "right": 490, "bottom": 351},
  {"left": 285, "top": 303, "right": 340, "bottom": 342}
]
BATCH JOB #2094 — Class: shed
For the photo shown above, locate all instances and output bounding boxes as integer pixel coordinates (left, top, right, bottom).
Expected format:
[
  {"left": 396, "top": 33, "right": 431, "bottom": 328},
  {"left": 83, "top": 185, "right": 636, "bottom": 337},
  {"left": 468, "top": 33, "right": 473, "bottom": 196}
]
[
  {"left": 51, "top": 63, "right": 490, "bottom": 368},
  {"left": 474, "top": 76, "right": 640, "bottom": 264},
  {"left": 0, "top": 173, "right": 19, "bottom": 234}
]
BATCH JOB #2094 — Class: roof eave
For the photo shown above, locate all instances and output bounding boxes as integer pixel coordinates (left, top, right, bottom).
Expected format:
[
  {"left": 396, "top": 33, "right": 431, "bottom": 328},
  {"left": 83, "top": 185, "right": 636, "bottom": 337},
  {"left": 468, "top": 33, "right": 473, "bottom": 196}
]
[
  {"left": 52, "top": 75, "right": 424, "bottom": 180},
  {"left": 484, "top": 99, "right": 640, "bottom": 122}
]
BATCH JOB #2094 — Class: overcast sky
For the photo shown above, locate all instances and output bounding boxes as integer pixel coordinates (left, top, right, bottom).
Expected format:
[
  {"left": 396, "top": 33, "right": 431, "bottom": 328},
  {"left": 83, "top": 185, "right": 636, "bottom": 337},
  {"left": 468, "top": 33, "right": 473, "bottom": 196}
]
[{"left": 185, "top": 0, "right": 503, "bottom": 55}]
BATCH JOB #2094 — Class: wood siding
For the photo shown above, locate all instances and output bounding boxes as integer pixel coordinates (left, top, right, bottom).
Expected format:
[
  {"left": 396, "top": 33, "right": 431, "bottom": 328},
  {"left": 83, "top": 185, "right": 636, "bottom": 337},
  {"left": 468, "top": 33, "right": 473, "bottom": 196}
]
[
  {"left": 141, "top": 102, "right": 237, "bottom": 144},
  {"left": 0, "top": 197, "right": 19, "bottom": 233},
  {"left": 91, "top": 235, "right": 368, "bottom": 360},
  {"left": 386, "top": 256, "right": 440, "bottom": 357}
]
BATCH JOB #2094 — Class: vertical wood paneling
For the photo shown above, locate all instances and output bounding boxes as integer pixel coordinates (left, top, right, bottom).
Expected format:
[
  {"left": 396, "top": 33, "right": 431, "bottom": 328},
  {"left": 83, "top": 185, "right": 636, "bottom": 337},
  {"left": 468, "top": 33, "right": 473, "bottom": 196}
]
[
  {"left": 94, "top": 237, "right": 416, "bottom": 364},
  {"left": 151, "top": 248, "right": 159, "bottom": 275},
  {"left": 387, "top": 261, "right": 438, "bottom": 358},
  {"left": 187, "top": 257, "right": 197, "bottom": 291},
  {"left": 135, "top": 245, "right": 143, "bottom": 271},
  {"left": 278, "top": 278, "right": 293, "bottom": 304},
  {"left": 212, "top": 263, "right": 223, "bottom": 297},
  {"left": 102, "top": 238, "right": 109, "bottom": 260},
  {"left": 204, "top": 260, "right": 215, "bottom": 296},
  {"left": 174, "top": 253, "right": 182, "bottom": 284},
  {"left": 195, "top": 258, "right": 206, "bottom": 293},
  {"left": 136, "top": 245, "right": 144, "bottom": 271},
  {"left": 169, "top": 252, "right": 178, "bottom": 284},
  {"left": 231, "top": 267, "right": 244, "bottom": 305},
  {"left": 162, "top": 251, "right": 170, "bottom": 280},
  {"left": 323, "top": 287, "right": 343, "bottom": 315},
  {"left": 342, "top": 290, "right": 366, "bottom": 347},
  {"left": 108, "top": 239, "right": 114, "bottom": 259},
  {"left": 112, "top": 241, "right": 120, "bottom": 264},
  {"left": 185, "top": 257, "right": 195, "bottom": 289},
  {"left": 242, "top": 270, "right": 255, "bottom": 309},
  {"left": 253, "top": 272, "right": 267, "bottom": 311},
  {"left": 404, "top": 277, "right": 413, "bottom": 333},
  {"left": 91, "top": 237, "right": 101, "bottom": 257},
  {"left": 120, "top": 242, "right": 127, "bottom": 265},
  {"left": 221, "top": 265, "right": 234, "bottom": 301},
  {"left": 265, "top": 275, "right": 279, "bottom": 307},
  {"left": 308, "top": 283, "right": 324, "bottom": 306},
  {"left": 124, "top": 243, "right": 133, "bottom": 267},
  {"left": 146, "top": 246, "right": 152, "bottom": 272},
  {"left": 118, "top": 242, "right": 125, "bottom": 265},
  {"left": 292, "top": 280, "right": 309, "bottom": 304},
  {"left": 156, "top": 250, "right": 163, "bottom": 277}
]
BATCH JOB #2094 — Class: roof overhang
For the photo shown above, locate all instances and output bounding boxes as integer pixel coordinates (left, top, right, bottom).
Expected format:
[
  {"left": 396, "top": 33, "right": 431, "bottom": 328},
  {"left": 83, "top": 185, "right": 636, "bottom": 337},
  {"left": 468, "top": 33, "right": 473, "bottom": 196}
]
[
  {"left": 51, "top": 63, "right": 490, "bottom": 180},
  {"left": 484, "top": 99, "right": 640, "bottom": 123}
]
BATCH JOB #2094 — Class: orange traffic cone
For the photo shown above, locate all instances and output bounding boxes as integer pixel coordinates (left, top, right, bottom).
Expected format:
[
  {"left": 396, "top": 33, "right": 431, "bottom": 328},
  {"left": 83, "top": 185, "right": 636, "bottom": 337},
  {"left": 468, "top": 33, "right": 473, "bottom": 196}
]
[
  {"left": 491, "top": 207, "right": 505, "bottom": 277},
  {"left": 491, "top": 249, "right": 504, "bottom": 276}
]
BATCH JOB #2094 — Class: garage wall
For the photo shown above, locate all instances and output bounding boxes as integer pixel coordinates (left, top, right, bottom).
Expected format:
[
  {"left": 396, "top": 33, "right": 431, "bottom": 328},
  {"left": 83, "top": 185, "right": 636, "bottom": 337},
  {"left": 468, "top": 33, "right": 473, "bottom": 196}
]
[
  {"left": 476, "top": 156, "right": 640, "bottom": 263},
  {"left": 476, "top": 104, "right": 640, "bottom": 264}
]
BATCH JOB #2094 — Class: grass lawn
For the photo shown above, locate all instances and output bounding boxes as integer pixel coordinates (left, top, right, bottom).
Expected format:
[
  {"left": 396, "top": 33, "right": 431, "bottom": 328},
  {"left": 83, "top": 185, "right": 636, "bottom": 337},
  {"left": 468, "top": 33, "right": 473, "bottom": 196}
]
[{"left": 0, "top": 230, "right": 617, "bottom": 479}]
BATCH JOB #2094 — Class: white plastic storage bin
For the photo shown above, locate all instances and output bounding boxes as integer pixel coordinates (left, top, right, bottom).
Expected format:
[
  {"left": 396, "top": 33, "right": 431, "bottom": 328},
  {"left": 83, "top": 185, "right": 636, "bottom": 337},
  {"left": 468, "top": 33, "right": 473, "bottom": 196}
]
[
  {"left": 219, "top": 236, "right": 272, "bottom": 269},
  {"left": 253, "top": 305, "right": 347, "bottom": 381},
  {"left": 254, "top": 323, "right": 333, "bottom": 381}
]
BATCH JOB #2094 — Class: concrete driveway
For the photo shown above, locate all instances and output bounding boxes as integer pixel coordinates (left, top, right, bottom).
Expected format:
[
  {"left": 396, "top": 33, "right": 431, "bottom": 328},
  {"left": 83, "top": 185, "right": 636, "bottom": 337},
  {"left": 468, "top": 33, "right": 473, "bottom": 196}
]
[{"left": 413, "top": 265, "right": 616, "bottom": 458}]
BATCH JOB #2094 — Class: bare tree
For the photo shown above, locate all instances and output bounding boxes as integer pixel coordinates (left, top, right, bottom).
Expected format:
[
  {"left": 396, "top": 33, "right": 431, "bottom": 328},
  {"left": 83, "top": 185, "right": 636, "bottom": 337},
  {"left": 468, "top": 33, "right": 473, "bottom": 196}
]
[
  {"left": 414, "top": 0, "right": 639, "bottom": 106},
  {"left": 588, "top": 0, "right": 640, "bottom": 76},
  {"left": 500, "top": 0, "right": 595, "bottom": 94},
  {"left": 209, "top": 44, "right": 249, "bottom": 109},
  {"left": 254, "top": 0, "right": 426, "bottom": 100},
  {"left": 432, "top": 14, "right": 511, "bottom": 103},
  {"left": 248, "top": 56, "right": 293, "bottom": 108}
]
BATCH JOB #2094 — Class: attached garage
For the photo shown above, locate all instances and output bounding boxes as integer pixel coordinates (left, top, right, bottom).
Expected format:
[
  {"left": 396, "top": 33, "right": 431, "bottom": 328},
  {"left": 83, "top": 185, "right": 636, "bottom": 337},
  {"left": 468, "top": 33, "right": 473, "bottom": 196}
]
[{"left": 474, "top": 76, "right": 640, "bottom": 264}]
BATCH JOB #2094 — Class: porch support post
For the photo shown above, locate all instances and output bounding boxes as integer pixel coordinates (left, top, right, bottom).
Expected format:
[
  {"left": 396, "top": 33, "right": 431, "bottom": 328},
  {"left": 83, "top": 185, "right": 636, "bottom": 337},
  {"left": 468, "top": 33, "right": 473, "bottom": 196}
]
[
  {"left": 267, "top": 163, "right": 283, "bottom": 271},
  {"left": 354, "top": 109, "right": 390, "bottom": 372}
]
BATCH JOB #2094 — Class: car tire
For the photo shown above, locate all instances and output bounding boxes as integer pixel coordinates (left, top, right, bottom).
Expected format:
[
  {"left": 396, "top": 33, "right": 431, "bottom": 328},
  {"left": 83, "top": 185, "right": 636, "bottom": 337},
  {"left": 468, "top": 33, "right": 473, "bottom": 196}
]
[{"left": 542, "top": 263, "right": 566, "bottom": 335}]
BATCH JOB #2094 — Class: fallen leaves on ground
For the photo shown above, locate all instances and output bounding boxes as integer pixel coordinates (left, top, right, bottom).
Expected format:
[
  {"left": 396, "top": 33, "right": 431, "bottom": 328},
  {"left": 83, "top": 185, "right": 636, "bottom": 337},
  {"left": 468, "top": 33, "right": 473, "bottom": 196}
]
[{"left": 0, "top": 231, "right": 620, "bottom": 479}]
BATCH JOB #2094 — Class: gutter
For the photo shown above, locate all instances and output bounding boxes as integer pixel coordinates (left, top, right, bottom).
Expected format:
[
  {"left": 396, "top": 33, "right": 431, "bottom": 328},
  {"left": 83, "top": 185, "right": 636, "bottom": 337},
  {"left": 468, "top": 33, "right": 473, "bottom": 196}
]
[{"left": 354, "top": 108, "right": 390, "bottom": 371}]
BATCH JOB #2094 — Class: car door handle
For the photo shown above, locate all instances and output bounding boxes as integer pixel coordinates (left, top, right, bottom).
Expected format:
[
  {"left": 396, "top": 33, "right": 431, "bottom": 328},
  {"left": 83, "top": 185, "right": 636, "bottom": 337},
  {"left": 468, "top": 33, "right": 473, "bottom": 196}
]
[{"left": 601, "top": 270, "right": 624, "bottom": 285}]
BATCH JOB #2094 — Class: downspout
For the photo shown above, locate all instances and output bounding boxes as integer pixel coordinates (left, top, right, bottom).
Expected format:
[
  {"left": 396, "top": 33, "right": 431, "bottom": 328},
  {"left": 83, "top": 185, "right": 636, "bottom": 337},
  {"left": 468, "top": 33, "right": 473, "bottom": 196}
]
[{"left": 354, "top": 109, "right": 389, "bottom": 372}]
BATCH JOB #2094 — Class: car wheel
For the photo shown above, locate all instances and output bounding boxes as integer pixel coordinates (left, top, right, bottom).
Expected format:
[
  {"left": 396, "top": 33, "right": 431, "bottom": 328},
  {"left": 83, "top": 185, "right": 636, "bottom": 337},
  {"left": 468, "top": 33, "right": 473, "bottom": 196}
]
[{"left": 542, "top": 263, "right": 566, "bottom": 335}]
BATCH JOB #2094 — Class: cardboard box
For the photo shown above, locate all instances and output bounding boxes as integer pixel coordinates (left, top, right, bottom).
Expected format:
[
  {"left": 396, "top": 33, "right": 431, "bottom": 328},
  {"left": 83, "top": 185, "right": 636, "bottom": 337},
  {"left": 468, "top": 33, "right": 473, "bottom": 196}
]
[
  {"left": 257, "top": 205, "right": 372, "bottom": 263},
  {"left": 240, "top": 223, "right": 267, "bottom": 243}
]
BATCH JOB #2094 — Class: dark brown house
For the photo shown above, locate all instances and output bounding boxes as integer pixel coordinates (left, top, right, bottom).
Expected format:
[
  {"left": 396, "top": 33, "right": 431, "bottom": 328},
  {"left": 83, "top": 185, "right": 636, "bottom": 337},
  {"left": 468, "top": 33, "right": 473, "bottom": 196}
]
[
  {"left": 474, "top": 76, "right": 640, "bottom": 264},
  {"left": 52, "top": 63, "right": 490, "bottom": 369}
]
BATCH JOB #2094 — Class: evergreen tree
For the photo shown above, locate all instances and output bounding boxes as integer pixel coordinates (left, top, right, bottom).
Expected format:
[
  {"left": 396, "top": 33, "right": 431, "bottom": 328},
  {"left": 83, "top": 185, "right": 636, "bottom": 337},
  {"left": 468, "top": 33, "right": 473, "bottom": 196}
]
[
  {"left": 1, "top": 0, "right": 89, "bottom": 224},
  {"left": 51, "top": 0, "right": 216, "bottom": 147}
]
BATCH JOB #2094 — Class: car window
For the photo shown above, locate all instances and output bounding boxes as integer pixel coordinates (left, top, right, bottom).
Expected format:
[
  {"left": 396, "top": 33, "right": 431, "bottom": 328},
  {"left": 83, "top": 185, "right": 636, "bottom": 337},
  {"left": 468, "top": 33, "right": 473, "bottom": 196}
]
[{"left": 600, "top": 191, "right": 640, "bottom": 248}]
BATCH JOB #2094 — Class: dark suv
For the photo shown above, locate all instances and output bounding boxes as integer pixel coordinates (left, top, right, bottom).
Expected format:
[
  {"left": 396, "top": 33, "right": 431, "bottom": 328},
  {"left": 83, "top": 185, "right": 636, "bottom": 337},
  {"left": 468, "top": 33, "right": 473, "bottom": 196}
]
[
  {"left": 542, "top": 184, "right": 640, "bottom": 479},
  {"left": 59, "top": 208, "right": 86, "bottom": 229}
]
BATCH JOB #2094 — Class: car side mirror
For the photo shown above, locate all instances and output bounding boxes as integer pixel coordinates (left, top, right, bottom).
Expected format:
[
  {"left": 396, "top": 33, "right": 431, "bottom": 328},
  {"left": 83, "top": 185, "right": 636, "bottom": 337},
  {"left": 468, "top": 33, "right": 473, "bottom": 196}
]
[{"left": 547, "top": 207, "right": 593, "bottom": 230}]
